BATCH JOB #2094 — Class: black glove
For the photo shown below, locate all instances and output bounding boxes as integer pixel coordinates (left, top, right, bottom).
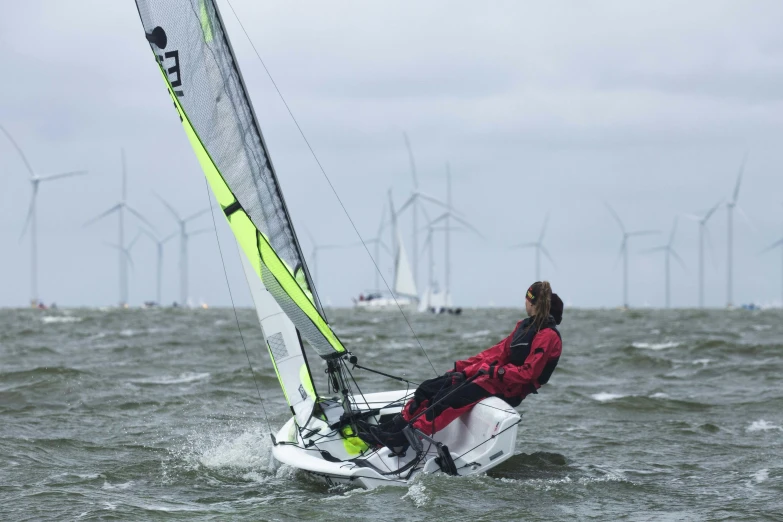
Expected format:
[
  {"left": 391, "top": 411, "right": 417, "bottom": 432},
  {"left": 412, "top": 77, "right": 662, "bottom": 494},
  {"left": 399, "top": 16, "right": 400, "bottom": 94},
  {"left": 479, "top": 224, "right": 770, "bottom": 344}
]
[{"left": 446, "top": 371, "right": 466, "bottom": 386}]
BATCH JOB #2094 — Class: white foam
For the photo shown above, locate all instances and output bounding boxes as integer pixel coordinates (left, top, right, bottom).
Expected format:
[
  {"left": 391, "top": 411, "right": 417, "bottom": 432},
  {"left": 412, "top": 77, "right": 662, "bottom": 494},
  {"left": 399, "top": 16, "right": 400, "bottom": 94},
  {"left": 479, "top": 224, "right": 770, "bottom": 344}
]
[
  {"left": 461, "top": 329, "right": 491, "bottom": 340},
  {"left": 102, "top": 480, "right": 134, "bottom": 490},
  {"left": 632, "top": 341, "right": 679, "bottom": 350},
  {"left": 747, "top": 420, "right": 782, "bottom": 432},
  {"left": 130, "top": 372, "right": 210, "bottom": 385},
  {"left": 752, "top": 469, "right": 769, "bottom": 483},
  {"left": 197, "top": 427, "right": 273, "bottom": 471},
  {"left": 591, "top": 392, "right": 626, "bottom": 402},
  {"left": 120, "top": 329, "right": 135, "bottom": 337},
  {"left": 692, "top": 359, "right": 711, "bottom": 366},
  {"left": 41, "top": 316, "right": 82, "bottom": 324},
  {"left": 650, "top": 392, "right": 669, "bottom": 399},
  {"left": 401, "top": 482, "right": 429, "bottom": 507}
]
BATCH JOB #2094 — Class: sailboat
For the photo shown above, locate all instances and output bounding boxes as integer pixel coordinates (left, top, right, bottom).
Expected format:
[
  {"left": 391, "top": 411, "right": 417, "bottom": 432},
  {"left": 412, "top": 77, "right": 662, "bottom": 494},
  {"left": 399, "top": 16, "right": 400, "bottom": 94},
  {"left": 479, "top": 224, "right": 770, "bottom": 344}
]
[
  {"left": 355, "top": 229, "right": 419, "bottom": 311},
  {"left": 133, "top": 0, "right": 519, "bottom": 488}
]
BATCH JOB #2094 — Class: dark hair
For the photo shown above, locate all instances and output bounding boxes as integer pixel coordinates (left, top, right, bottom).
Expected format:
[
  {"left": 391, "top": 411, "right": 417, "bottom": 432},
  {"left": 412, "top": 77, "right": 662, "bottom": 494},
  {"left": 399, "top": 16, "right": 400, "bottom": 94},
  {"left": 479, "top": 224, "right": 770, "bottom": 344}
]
[{"left": 527, "top": 281, "right": 552, "bottom": 332}]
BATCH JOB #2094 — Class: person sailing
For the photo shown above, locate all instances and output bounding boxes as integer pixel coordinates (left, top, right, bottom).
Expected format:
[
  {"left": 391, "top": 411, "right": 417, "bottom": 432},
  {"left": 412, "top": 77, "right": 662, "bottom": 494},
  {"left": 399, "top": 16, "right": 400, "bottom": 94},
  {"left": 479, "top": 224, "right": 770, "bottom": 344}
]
[{"left": 363, "top": 281, "right": 563, "bottom": 451}]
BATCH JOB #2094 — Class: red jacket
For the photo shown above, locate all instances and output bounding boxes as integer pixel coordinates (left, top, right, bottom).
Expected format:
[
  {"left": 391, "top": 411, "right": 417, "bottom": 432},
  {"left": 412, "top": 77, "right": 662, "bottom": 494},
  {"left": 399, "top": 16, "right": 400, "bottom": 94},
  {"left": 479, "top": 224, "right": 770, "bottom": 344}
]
[{"left": 454, "top": 320, "right": 562, "bottom": 400}]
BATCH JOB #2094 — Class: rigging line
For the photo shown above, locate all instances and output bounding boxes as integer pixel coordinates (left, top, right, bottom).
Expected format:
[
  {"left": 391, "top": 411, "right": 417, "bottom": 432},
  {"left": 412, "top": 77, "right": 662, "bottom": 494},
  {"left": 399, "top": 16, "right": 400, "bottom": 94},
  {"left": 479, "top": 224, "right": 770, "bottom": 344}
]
[
  {"left": 204, "top": 178, "right": 273, "bottom": 434},
  {"left": 222, "top": 0, "right": 438, "bottom": 375}
]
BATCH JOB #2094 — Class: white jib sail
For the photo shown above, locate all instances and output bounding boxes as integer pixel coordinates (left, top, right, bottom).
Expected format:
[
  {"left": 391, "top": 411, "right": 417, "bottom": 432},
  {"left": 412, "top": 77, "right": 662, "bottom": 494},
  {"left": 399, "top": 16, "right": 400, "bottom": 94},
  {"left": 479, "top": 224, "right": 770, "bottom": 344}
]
[
  {"left": 394, "top": 230, "right": 418, "bottom": 298},
  {"left": 239, "top": 253, "right": 316, "bottom": 427}
]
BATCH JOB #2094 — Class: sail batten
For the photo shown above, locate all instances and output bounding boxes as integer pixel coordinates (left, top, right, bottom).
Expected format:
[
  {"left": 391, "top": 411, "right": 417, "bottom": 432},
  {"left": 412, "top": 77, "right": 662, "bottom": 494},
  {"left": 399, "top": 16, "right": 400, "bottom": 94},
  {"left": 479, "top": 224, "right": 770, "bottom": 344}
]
[{"left": 134, "top": 0, "right": 344, "bottom": 359}]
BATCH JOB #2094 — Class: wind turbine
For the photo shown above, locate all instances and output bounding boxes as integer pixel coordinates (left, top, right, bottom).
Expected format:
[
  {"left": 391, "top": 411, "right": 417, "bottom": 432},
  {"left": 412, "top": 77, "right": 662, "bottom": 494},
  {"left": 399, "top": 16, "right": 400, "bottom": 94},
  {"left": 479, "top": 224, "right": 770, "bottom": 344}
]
[
  {"left": 102, "top": 233, "right": 144, "bottom": 303},
  {"left": 396, "top": 133, "right": 449, "bottom": 290},
  {"left": 423, "top": 164, "right": 482, "bottom": 307},
  {"left": 606, "top": 203, "right": 658, "bottom": 309},
  {"left": 725, "top": 153, "right": 749, "bottom": 308},
  {"left": 1, "top": 125, "right": 87, "bottom": 307},
  {"left": 84, "top": 149, "right": 152, "bottom": 307},
  {"left": 156, "top": 195, "right": 210, "bottom": 306},
  {"left": 138, "top": 228, "right": 178, "bottom": 305},
  {"left": 685, "top": 201, "right": 721, "bottom": 308},
  {"left": 642, "top": 217, "right": 686, "bottom": 309},
  {"left": 511, "top": 212, "right": 557, "bottom": 281}
]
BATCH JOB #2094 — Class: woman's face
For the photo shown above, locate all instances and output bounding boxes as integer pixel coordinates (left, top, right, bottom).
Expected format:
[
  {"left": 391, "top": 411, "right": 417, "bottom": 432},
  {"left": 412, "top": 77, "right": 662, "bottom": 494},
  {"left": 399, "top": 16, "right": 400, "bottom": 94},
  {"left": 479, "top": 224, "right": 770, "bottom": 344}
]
[{"left": 525, "top": 299, "right": 534, "bottom": 316}]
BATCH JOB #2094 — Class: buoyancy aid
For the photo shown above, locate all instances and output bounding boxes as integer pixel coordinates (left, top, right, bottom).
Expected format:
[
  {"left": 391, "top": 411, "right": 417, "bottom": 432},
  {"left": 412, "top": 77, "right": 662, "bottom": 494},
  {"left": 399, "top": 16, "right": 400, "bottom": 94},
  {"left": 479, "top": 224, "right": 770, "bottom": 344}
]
[{"left": 508, "top": 315, "right": 561, "bottom": 388}]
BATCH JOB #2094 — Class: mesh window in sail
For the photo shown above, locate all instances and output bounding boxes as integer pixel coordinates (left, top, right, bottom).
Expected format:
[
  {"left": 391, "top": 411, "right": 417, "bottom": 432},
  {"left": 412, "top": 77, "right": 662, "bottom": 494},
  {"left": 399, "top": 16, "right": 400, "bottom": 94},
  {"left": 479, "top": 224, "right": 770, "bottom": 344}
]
[{"left": 266, "top": 333, "right": 288, "bottom": 361}]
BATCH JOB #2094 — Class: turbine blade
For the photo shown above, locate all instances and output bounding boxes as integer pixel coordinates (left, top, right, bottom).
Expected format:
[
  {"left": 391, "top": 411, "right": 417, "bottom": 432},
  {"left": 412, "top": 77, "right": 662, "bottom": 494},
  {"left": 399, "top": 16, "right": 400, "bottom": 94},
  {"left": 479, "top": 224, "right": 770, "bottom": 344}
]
[
  {"left": 418, "top": 191, "right": 453, "bottom": 211},
  {"left": 683, "top": 213, "right": 703, "bottom": 222},
  {"left": 761, "top": 238, "right": 783, "bottom": 254},
  {"left": 154, "top": 193, "right": 182, "bottom": 222},
  {"left": 126, "top": 205, "right": 156, "bottom": 231},
  {"left": 83, "top": 203, "right": 121, "bottom": 227},
  {"left": 511, "top": 242, "right": 537, "bottom": 249},
  {"left": 731, "top": 152, "right": 748, "bottom": 203},
  {"left": 703, "top": 200, "right": 722, "bottom": 223},
  {"left": 396, "top": 194, "right": 416, "bottom": 215},
  {"left": 540, "top": 245, "right": 558, "bottom": 269},
  {"left": 128, "top": 231, "right": 144, "bottom": 250},
  {"left": 0, "top": 124, "right": 35, "bottom": 177},
  {"left": 670, "top": 249, "right": 688, "bottom": 272},
  {"left": 735, "top": 204, "right": 757, "bottom": 233},
  {"left": 604, "top": 202, "right": 625, "bottom": 234},
  {"left": 449, "top": 214, "right": 483, "bottom": 238},
  {"left": 162, "top": 231, "right": 179, "bottom": 244},
  {"left": 668, "top": 217, "right": 678, "bottom": 246},
  {"left": 19, "top": 190, "right": 36, "bottom": 242},
  {"left": 37, "top": 170, "right": 88, "bottom": 182},
  {"left": 184, "top": 208, "right": 210, "bottom": 222},
  {"left": 539, "top": 212, "right": 550, "bottom": 243},
  {"left": 403, "top": 132, "right": 418, "bottom": 189},
  {"left": 628, "top": 229, "right": 659, "bottom": 237}
]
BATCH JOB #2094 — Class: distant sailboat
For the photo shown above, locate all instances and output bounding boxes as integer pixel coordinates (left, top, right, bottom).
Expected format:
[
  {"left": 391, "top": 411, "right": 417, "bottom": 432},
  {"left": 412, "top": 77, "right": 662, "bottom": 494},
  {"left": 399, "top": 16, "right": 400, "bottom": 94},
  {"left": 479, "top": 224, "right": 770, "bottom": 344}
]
[
  {"left": 134, "top": 0, "right": 518, "bottom": 489},
  {"left": 356, "top": 229, "right": 419, "bottom": 310}
]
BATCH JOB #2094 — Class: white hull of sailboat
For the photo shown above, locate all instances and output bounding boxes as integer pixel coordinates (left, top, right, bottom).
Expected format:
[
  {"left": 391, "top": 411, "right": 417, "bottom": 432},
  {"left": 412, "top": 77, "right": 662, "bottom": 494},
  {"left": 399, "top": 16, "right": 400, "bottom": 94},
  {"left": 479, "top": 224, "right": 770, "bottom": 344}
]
[
  {"left": 271, "top": 389, "right": 520, "bottom": 489},
  {"left": 354, "top": 296, "right": 418, "bottom": 311}
]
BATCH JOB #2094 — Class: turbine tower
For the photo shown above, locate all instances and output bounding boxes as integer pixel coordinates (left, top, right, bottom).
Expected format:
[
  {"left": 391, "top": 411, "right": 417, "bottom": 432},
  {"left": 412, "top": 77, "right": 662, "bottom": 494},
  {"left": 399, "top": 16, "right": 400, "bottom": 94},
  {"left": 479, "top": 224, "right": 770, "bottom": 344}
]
[
  {"left": 606, "top": 203, "right": 658, "bottom": 309},
  {"left": 642, "top": 217, "right": 686, "bottom": 309},
  {"left": 102, "top": 233, "right": 144, "bottom": 302},
  {"left": 156, "top": 195, "right": 210, "bottom": 306},
  {"left": 396, "top": 133, "right": 448, "bottom": 290},
  {"left": 84, "top": 150, "right": 152, "bottom": 307},
  {"left": 1, "top": 125, "right": 87, "bottom": 307},
  {"left": 138, "top": 228, "right": 178, "bottom": 305},
  {"left": 511, "top": 212, "right": 556, "bottom": 281},
  {"left": 726, "top": 154, "right": 748, "bottom": 308},
  {"left": 686, "top": 201, "right": 721, "bottom": 308}
]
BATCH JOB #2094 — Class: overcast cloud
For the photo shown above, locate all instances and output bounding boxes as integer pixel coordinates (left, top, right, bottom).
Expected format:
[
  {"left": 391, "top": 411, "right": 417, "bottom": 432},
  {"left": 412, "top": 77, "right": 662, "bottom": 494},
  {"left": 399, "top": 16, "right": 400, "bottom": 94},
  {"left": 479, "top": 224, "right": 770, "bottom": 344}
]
[{"left": 2, "top": 0, "right": 783, "bottom": 309}]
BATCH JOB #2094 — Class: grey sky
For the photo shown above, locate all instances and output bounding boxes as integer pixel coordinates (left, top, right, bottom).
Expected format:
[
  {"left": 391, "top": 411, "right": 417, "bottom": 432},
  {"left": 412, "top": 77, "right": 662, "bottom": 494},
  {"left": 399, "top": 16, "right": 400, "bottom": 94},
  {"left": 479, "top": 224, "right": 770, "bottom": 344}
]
[{"left": 2, "top": 0, "right": 783, "bottom": 309}]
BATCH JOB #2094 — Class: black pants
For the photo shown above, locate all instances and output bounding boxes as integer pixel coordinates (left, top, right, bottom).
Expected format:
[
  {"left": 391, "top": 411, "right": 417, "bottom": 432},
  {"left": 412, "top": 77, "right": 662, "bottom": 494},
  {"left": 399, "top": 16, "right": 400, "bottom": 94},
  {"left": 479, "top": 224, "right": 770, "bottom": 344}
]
[{"left": 411, "top": 375, "right": 494, "bottom": 423}]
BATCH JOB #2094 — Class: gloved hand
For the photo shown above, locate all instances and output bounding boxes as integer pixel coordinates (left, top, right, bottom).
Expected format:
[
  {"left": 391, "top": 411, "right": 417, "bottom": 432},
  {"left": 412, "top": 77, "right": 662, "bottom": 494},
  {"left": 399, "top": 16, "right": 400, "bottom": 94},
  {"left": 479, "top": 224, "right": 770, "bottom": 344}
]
[
  {"left": 445, "top": 370, "right": 466, "bottom": 386},
  {"left": 476, "top": 362, "right": 501, "bottom": 378}
]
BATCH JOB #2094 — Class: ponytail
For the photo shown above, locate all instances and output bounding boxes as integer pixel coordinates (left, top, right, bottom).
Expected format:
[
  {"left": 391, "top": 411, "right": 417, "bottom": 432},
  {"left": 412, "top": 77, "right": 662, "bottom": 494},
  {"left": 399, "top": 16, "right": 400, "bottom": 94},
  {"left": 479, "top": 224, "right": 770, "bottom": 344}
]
[{"left": 525, "top": 280, "right": 553, "bottom": 334}]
